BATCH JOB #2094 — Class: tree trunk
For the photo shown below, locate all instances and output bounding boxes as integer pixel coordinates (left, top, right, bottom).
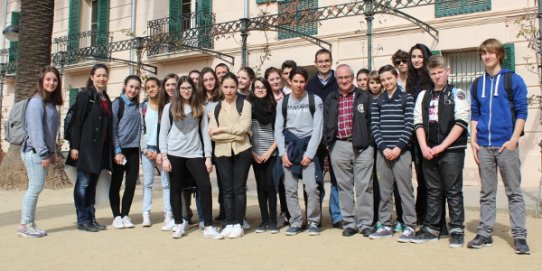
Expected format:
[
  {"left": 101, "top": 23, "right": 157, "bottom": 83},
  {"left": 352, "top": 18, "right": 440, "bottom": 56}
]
[{"left": 0, "top": 1, "right": 70, "bottom": 190}]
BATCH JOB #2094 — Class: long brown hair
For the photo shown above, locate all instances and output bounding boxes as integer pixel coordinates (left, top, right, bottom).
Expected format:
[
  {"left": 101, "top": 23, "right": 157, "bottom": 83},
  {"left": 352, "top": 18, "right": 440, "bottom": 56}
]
[
  {"left": 158, "top": 73, "right": 179, "bottom": 122},
  {"left": 170, "top": 76, "right": 204, "bottom": 120},
  {"left": 31, "top": 66, "right": 63, "bottom": 106},
  {"left": 198, "top": 67, "right": 222, "bottom": 103}
]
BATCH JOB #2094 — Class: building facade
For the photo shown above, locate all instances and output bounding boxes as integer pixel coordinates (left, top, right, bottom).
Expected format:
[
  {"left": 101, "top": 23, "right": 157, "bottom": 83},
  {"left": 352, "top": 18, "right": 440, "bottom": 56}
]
[{"left": 1, "top": 0, "right": 540, "bottom": 186}]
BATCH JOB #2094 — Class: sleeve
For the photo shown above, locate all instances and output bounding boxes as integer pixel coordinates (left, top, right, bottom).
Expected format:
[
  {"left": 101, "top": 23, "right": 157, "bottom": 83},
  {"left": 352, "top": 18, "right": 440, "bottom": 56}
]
[
  {"left": 470, "top": 79, "right": 480, "bottom": 122},
  {"left": 26, "top": 98, "right": 49, "bottom": 159},
  {"left": 112, "top": 99, "right": 122, "bottom": 155},
  {"left": 323, "top": 96, "right": 331, "bottom": 146},
  {"left": 397, "top": 94, "right": 415, "bottom": 150},
  {"left": 200, "top": 111, "right": 212, "bottom": 158},
  {"left": 397, "top": 94, "right": 414, "bottom": 150},
  {"left": 370, "top": 98, "right": 385, "bottom": 151},
  {"left": 304, "top": 97, "right": 323, "bottom": 159},
  {"left": 512, "top": 74, "right": 528, "bottom": 121},
  {"left": 274, "top": 100, "right": 286, "bottom": 157},
  {"left": 453, "top": 88, "right": 470, "bottom": 129},
  {"left": 413, "top": 90, "right": 425, "bottom": 130},
  {"left": 158, "top": 104, "right": 171, "bottom": 155},
  {"left": 69, "top": 90, "right": 90, "bottom": 150}
]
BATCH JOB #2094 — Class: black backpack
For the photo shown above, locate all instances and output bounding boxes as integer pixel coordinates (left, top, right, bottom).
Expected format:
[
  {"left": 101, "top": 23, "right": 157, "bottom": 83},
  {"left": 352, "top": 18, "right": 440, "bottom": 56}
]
[
  {"left": 471, "top": 72, "right": 523, "bottom": 136},
  {"left": 281, "top": 92, "right": 315, "bottom": 127},
  {"left": 64, "top": 90, "right": 96, "bottom": 141},
  {"left": 214, "top": 97, "right": 244, "bottom": 126}
]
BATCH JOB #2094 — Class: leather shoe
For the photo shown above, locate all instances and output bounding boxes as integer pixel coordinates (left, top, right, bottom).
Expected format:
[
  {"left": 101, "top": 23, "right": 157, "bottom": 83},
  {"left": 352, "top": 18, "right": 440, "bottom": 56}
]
[
  {"left": 332, "top": 221, "right": 343, "bottom": 229},
  {"left": 360, "top": 228, "right": 373, "bottom": 237},
  {"left": 342, "top": 228, "right": 358, "bottom": 237},
  {"left": 92, "top": 220, "right": 106, "bottom": 231},
  {"left": 77, "top": 223, "right": 99, "bottom": 232}
]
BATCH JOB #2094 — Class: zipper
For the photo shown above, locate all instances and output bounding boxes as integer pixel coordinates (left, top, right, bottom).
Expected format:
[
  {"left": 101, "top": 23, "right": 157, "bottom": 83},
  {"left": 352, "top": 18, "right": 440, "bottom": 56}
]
[{"left": 488, "top": 77, "right": 494, "bottom": 145}]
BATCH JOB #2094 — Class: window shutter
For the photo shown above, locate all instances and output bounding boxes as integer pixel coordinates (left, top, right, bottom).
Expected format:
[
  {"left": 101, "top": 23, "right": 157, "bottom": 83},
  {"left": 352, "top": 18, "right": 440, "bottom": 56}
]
[
  {"left": 67, "top": 0, "right": 81, "bottom": 61},
  {"left": 96, "top": 0, "right": 110, "bottom": 58},
  {"left": 278, "top": 0, "right": 318, "bottom": 40},
  {"left": 257, "top": 0, "right": 276, "bottom": 4},
  {"left": 502, "top": 43, "right": 515, "bottom": 71},
  {"left": 69, "top": 87, "right": 80, "bottom": 106},
  {"left": 169, "top": 0, "right": 181, "bottom": 33},
  {"left": 435, "top": 0, "right": 491, "bottom": 18},
  {"left": 197, "top": 0, "right": 213, "bottom": 48},
  {"left": 8, "top": 12, "right": 19, "bottom": 63},
  {"left": 431, "top": 50, "right": 441, "bottom": 56}
]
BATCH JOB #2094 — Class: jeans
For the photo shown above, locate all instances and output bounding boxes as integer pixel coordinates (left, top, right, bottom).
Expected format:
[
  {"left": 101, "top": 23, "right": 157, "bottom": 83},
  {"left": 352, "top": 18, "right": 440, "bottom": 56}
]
[
  {"left": 215, "top": 149, "right": 252, "bottom": 225},
  {"left": 74, "top": 169, "right": 99, "bottom": 224},
  {"left": 141, "top": 152, "right": 172, "bottom": 216},
  {"left": 20, "top": 151, "right": 48, "bottom": 225}
]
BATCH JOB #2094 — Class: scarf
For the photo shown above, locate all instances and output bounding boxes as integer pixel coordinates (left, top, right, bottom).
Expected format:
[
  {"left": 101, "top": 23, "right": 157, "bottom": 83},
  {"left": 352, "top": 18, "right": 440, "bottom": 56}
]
[{"left": 251, "top": 98, "right": 275, "bottom": 125}]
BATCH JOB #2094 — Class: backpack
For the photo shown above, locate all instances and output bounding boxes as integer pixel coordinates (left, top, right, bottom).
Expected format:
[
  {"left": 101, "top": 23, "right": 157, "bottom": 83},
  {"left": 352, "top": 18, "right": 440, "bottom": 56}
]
[
  {"left": 281, "top": 92, "right": 316, "bottom": 127},
  {"left": 4, "top": 98, "right": 32, "bottom": 145},
  {"left": 471, "top": 72, "right": 523, "bottom": 136},
  {"left": 64, "top": 90, "right": 96, "bottom": 141},
  {"left": 113, "top": 97, "right": 126, "bottom": 124},
  {"left": 214, "top": 97, "right": 244, "bottom": 126},
  {"left": 141, "top": 100, "right": 148, "bottom": 134}
]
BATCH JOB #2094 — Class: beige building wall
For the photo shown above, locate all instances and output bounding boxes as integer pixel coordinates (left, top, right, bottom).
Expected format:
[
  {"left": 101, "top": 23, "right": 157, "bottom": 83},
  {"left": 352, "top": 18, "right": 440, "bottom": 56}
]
[{"left": 1, "top": 0, "right": 541, "bottom": 186}]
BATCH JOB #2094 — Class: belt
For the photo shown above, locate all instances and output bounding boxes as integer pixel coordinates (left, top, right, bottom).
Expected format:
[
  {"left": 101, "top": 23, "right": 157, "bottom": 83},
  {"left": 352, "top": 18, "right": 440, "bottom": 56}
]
[{"left": 337, "top": 137, "right": 352, "bottom": 142}]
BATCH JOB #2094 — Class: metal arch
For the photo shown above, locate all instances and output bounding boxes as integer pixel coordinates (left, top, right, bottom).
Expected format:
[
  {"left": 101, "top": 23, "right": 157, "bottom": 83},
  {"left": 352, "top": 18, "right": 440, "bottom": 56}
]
[
  {"left": 375, "top": 9, "right": 439, "bottom": 41},
  {"left": 251, "top": 25, "right": 332, "bottom": 50},
  {"left": 152, "top": 43, "right": 236, "bottom": 66}
]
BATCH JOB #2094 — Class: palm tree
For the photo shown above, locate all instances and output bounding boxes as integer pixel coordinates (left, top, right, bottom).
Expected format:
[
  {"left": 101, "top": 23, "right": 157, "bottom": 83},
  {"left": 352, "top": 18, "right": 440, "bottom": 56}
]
[{"left": 0, "top": 0, "right": 69, "bottom": 189}]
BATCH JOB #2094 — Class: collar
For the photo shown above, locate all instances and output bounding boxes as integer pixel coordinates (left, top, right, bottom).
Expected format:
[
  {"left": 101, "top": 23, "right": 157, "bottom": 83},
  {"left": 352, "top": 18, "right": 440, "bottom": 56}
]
[{"left": 121, "top": 94, "right": 135, "bottom": 105}]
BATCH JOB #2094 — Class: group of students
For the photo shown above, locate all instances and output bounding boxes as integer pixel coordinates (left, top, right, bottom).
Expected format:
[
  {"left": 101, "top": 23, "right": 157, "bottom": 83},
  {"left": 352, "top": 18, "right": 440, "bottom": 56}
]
[{"left": 17, "top": 38, "right": 529, "bottom": 255}]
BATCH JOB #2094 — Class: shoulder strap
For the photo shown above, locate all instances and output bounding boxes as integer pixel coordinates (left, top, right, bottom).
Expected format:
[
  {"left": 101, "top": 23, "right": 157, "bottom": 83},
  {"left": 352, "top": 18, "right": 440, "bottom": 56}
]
[
  {"left": 235, "top": 97, "right": 244, "bottom": 115},
  {"left": 115, "top": 97, "right": 125, "bottom": 121},
  {"left": 471, "top": 77, "right": 481, "bottom": 107},
  {"left": 308, "top": 92, "right": 315, "bottom": 116},
  {"left": 168, "top": 109, "right": 173, "bottom": 133},
  {"left": 214, "top": 101, "right": 222, "bottom": 126},
  {"left": 504, "top": 72, "right": 514, "bottom": 112},
  {"left": 282, "top": 94, "right": 289, "bottom": 123}
]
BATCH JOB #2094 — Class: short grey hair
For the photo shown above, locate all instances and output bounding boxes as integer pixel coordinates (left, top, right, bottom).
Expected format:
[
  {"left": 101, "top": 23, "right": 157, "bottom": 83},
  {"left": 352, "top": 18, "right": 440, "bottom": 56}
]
[{"left": 335, "top": 64, "right": 354, "bottom": 77}]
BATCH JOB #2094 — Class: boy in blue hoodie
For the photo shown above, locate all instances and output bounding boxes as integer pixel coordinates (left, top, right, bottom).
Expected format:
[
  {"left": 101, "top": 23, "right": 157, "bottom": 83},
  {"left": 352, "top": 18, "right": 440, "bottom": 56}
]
[{"left": 468, "top": 38, "right": 529, "bottom": 255}]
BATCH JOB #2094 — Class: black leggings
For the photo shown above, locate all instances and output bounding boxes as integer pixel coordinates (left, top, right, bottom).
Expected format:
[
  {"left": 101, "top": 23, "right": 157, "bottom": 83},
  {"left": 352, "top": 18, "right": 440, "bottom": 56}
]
[
  {"left": 168, "top": 155, "right": 213, "bottom": 226},
  {"left": 215, "top": 149, "right": 252, "bottom": 225},
  {"left": 109, "top": 147, "right": 140, "bottom": 218},
  {"left": 253, "top": 157, "right": 277, "bottom": 225}
]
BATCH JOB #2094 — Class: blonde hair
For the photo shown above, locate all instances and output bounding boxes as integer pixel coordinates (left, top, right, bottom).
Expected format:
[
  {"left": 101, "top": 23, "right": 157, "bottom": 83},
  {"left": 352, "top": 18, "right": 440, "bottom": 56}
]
[
  {"left": 426, "top": 55, "right": 448, "bottom": 70},
  {"left": 478, "top": 38, "right": 505, "bottom": 65}
]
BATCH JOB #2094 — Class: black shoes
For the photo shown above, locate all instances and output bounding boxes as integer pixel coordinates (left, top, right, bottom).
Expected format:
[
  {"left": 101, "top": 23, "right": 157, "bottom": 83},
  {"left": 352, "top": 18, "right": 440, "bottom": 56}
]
[
  {"left": 92, "top": 220, "right": 106, "bottom": 231},
  {"left": 467, "top": 234, "right": 493, "bottom": 249},
  {"left": 77, "top": 223, "right": 99, "bottom": 232},
  {"left": 360, "top": 228, "right": 372, "bottom": 238},
  {"left": 332, "top": 221, "right": 343, "bottom": 229},
  {"left": 514, "top": 239, "right": 530, "bottom": 255},
  {"left": 342, "top": 228, "right": 358, "bottom": 237},
  {"left": 448, "top": 232, "right": 464, "bottom": 248}
]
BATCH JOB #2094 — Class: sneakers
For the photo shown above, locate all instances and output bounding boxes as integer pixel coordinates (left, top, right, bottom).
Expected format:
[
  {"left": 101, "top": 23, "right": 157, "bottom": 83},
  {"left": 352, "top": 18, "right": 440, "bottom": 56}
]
[
  {"left": 285, "top": 226, "right": 301, "bottom": 236},
  {"left": 278, "top": 212, "right": 289, "bottom": 226},
  {"left": 214, "top": 224, "right": 234, "bottom": 240},
  {"left": 467, "top": 235, "right": 494, "bottom": 249},
  {"left": 161, "top": 215, "right": 175, "bottom": 231},
  {"left": 360, "top": 227, "right": 373, "bottom": 238},
  {"left": 172, "top": 224, "right": 184, "bottom": 239},
  {"left": 308, "top": 223, "right": 320, "bottom": 236},
  {"left": 112, "top": 216, "right": 125, "bottom": 229},
  {"left": 199, "top": 221, "right": 205, "bottom": 231},
  {"left": 449, "top": 232, "right": 465, "bottom": 248},
  {"left": 17, "top": 224, "right": 44, "bottom": 238},
  {"left": 255, "top": 223, "right": 268, "bottom": 233},
  {"left": 32, "top": 224, "right": 48, "bottom": 236},
  {"left": 122, "top": 216, "right": 135, "bottom": 228},
  {"left": 242, "top": 219, "right": 251, "bottom": 230},
  {"left": 182, "top": 219, "right": 189, "bottom": 233},
  {"left": 411, "top": 230, "right": 438, "bottom": 244},
  {"left": 203, "top": 226, "right": 220, "bottom": 238},
  {"left": 369, "top": 226, "right": 393, "bottom": 239},
  {"left": 269, "top": 224, "right": 280, "bottom": 234},
  {"left": 514, "top": 239, "right": 530, "bottom": 255},
  {"left": 397, "top": 226, "right": 415, "bottom": 243},
  {"left": 393, "top": 222, "right": 404, "bottom": 233},
  {"left": 228, "top": 224, "right": 244, "bottom": 239},
  {"left": 142, "top": 212, "right": 151, "bottom": 227}
]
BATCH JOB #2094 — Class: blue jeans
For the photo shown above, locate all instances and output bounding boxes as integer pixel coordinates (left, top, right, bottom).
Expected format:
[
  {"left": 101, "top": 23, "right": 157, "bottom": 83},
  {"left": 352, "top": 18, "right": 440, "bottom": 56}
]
[
  {"left": 74, "top": 169, "right": 99, "bottom": 224},
  {"left": 20, "top": 151, "right": 48, "bottom": 225},
  {"left": 141, "top": 153, "right": 172, "bottom": 216}
]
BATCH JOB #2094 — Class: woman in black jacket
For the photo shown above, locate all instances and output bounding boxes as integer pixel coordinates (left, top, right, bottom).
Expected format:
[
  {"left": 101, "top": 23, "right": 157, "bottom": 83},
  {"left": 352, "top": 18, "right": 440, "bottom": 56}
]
[{"left": 66, "top": 63, "right": 113, "bottom": 232}]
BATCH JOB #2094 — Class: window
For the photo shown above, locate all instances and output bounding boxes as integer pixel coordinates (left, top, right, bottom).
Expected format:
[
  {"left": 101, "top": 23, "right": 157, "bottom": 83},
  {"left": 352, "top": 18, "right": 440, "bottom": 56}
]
[
  {"left": 442, "top": 49, "right": 484, "bottom": 92},
  {"left": 278, "top": 0, "right": 318, "bottom": 40},
  {"left": 435, "top": 0, "right": 491, "bottom": 18},
  {"left": 257, "top": 0, "right": 277, "bottom": 4},
  {"left": 169, "top": 0, "right": 194, "bottom": 33},
  {"left": 8, "top": 12, "right": 19, "bottom": 63},
  {"left": 90, "top": 0, "right": 98, "bottom": 46}
]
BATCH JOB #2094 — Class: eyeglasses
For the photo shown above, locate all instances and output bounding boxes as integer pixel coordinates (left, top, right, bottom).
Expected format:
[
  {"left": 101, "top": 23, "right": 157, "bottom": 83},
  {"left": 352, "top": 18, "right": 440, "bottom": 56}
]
[
  {"left": 394, "top": 59, "right": 408, "bottom": 65},
  {"left": 180, "top": 86, "right": 193, "bottom": 92},
  {"left": 254, "top": 86, "right": 267, "bottom": 90},
  {"left": 336, "top": 75, "right": 352, "bottom": 81}
]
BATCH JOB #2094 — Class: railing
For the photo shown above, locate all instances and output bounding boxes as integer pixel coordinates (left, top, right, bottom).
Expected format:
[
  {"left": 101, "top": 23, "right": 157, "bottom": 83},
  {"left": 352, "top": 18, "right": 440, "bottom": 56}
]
[
  {"left": 53, "top": 30, "right": 113, "bottom": 64},
  {"left": 442, "top": 49, "right": 484, "bottom": 92},
  {"left": 146, "top": 11, "right": 216, "bottom": 55},
  {"left": 0, "top": 47, "right": 18, "bottom": 74}
]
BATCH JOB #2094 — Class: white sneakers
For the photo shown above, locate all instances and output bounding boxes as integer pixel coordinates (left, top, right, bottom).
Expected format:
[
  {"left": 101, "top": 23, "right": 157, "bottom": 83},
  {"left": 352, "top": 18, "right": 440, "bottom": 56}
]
[
  {"left": 122, "top": 216, "right": 135, "bottom": 228},
  {"left": 112, "top": 216, "right": 124, "bottom": 229},
  {"left": 161, "top": 215, "right": 175, "bottom": 231},
  {"left": 214, "top": 224, "right": 244, "bottom": 240},
  {"left": 113, "top": 216, "right": 135, "bottom": 229},
  {"left": 142, "top": 212, "right": 151, "bottom": 227},
  {"left": 172, "top": 224, "right": 184, "bottom": 239},
  {"left": 203, "top": 226, "right": 220, "bottom": 238}
]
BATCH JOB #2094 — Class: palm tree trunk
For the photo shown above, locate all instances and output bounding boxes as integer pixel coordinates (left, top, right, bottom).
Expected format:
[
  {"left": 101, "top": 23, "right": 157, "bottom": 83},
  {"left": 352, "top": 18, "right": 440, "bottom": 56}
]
[{"left": 0, "top": 0, "right": 70, "bottom": 189}]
